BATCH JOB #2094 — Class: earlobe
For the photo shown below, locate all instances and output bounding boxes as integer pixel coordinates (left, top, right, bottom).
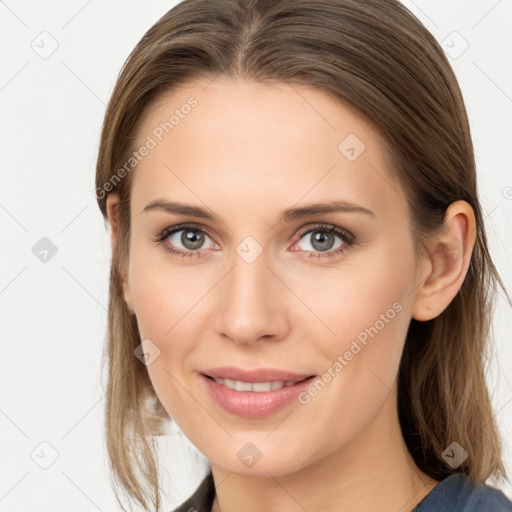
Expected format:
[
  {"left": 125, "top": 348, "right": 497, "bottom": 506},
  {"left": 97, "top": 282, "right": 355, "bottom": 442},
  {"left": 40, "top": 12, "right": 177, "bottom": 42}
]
[
  {"left": 412, "top": 200, "right": 476, "bottom": 321},
  {"left": 105, "top": 192, "right": 135, "bottom": 315}
]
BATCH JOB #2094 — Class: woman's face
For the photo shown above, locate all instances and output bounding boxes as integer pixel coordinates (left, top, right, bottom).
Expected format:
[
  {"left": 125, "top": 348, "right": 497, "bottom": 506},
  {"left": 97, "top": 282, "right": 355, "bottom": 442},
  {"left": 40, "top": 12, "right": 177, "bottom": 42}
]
[{"left": 121, "top": 78, "right": 426, "bottom": 476}]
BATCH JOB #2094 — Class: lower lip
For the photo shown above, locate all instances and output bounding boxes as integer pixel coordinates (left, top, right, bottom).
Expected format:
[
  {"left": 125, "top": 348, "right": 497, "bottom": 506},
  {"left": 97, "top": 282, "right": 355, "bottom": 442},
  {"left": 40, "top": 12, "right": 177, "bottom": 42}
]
[{"left": 200, "top": 374, "right": 316, "bottom": 418}]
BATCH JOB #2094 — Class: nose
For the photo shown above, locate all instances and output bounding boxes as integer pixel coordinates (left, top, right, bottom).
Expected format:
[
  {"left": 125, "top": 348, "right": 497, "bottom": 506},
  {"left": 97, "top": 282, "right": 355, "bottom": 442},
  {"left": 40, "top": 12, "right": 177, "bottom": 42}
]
[{"left": 213, "top": 245, "right": 289, "bottom": 346}]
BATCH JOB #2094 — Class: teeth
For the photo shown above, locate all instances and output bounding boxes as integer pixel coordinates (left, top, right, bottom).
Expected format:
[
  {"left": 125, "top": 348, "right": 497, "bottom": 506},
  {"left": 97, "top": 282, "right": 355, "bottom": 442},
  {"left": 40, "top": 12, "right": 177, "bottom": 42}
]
[{"left": 213, "top": 377, "right": 299, "bottom": 392}]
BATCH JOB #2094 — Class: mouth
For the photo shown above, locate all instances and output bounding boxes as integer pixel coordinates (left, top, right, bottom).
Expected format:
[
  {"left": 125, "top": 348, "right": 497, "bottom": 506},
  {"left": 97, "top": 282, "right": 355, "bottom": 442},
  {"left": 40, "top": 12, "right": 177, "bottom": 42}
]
[{"left": 199, "top": 368, "right": 317, "bottom": 418}]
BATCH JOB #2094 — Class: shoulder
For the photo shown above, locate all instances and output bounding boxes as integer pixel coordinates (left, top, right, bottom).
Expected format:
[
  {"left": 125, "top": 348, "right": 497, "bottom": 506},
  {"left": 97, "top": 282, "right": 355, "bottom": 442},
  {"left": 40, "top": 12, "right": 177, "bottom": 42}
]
[
  {"left": 414, "top": 473, "right": 512, "bottom": 512},
  {"left": 169, "top": 470, "right": 215, "bottom": 512}
]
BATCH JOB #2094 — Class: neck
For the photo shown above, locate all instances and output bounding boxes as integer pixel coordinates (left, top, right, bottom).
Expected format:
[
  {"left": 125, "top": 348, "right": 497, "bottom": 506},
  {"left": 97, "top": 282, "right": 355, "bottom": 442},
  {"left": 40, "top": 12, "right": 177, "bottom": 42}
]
[{"left": 210, "top": 391, "right": 438, "bottom": 512}]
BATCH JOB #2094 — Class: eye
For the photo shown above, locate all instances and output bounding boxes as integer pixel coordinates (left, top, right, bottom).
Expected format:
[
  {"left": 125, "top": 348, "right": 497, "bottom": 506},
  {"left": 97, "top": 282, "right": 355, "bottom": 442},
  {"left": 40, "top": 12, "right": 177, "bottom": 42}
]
[
  {"left": 291, "top": 223, "right": 354, "bottom": 259},
  {"left": 153, "top": 223, "right": 217, "bottom": 258},
  {"left": 154, "top": 222, "right": 354, "bottom": 260}
]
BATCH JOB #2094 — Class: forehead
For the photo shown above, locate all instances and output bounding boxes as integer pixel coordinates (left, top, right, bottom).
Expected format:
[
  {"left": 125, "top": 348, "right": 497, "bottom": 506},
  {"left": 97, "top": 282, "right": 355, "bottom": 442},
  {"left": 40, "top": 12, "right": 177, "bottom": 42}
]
[{"left": 129, "top": 78, "right": 405, "bottom": 223}]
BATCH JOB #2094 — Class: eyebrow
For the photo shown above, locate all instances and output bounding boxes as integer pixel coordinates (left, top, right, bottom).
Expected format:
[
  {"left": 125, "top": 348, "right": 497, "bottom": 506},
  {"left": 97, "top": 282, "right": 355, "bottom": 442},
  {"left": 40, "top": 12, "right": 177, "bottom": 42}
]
[{"left": 142, "top": 199, "right": 375, "bottom": 222}]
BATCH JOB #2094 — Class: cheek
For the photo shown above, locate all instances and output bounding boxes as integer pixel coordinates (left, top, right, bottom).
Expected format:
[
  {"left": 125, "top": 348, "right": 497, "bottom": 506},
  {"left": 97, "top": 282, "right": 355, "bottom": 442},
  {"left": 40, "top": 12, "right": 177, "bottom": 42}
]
[
  {"left": 294, "top": 249, "right": 414, "bottom": 436},
  {"left": 127, "top": 242, "right": 204, "bottom": 343},
  {"left": 291, "top": 243, "right": 414, "bottom": 359},
  {"left": 126, "top": 245, "right": 215, "bottom": 413},
  {"left": 126, "top": 250, "right": 202, "bottom": 420}
]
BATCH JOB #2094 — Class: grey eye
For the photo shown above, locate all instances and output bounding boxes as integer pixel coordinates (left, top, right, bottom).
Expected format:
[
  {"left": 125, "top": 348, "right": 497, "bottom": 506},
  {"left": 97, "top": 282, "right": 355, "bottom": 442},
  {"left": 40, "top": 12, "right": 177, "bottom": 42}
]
[
  {"left": 167, "top": 229, "right": 213, "bottom": 251},
  {"left": 297, "top": 230, "right": 344, "bottom": 252}
]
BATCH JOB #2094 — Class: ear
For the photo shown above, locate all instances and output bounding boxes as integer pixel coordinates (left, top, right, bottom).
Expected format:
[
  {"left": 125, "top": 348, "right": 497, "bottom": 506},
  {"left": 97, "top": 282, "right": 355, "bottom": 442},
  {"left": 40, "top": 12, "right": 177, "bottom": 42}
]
[
  {"left": 412, "top": 200, "right": 476, "bottom": 321},
  {"left": 106, "top": 193, "right": 134, "bottom": 314}
]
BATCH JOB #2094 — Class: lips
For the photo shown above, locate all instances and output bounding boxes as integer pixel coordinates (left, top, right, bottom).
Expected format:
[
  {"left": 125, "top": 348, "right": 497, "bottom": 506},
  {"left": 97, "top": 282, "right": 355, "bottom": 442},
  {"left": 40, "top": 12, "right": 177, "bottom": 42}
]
[
  {"left": 201, "top": 366, "right": 314, "bottom": 383},
  {"left": 199, "top": 366, "right": 317, "bottom": 417}
]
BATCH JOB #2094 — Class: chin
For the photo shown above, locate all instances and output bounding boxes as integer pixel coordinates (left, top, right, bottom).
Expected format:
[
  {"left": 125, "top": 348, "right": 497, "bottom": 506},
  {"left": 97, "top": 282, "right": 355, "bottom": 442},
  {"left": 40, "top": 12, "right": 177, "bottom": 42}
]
[{"left": 208, "top": 438, "right": 314, "bottom": 478}]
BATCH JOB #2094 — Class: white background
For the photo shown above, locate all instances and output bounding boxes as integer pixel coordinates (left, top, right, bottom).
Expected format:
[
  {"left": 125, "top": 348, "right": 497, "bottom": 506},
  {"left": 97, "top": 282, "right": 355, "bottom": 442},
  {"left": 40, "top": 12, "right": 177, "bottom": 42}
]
[{"left": 0, "top": 0, "right": 511, "bottom": 510}]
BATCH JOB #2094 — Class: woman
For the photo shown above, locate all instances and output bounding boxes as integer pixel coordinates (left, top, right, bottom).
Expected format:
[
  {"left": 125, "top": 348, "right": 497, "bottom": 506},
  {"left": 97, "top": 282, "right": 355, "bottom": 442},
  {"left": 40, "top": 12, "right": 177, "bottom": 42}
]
[{"left": 95, "top": 0, "right": 512, "bottom": 510}]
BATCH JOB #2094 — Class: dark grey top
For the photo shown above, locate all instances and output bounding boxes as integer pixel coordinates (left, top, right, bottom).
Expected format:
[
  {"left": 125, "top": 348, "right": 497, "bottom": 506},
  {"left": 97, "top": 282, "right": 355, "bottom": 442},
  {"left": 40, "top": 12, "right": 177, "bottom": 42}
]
[{"left": 170, "top": 470, "right": 512, "bottom": 512}]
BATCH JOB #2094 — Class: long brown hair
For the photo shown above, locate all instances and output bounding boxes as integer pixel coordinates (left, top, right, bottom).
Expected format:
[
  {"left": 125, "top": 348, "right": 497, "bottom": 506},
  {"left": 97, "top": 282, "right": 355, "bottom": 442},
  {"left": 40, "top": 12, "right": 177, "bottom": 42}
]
[{"left": 95, "top": 0, "right": 509, "bottom": 509}]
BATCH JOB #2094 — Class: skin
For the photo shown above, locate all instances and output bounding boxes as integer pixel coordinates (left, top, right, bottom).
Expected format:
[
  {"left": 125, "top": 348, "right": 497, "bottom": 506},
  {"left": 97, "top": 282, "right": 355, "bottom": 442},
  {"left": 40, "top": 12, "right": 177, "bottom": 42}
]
[{"left": 106, "top": 77, "right": 476, "bottom": 512}]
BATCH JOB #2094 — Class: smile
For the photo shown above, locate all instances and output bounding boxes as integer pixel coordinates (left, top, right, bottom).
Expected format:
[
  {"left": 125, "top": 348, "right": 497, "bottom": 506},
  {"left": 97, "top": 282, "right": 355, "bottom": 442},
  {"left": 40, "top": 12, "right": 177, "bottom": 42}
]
[{"left": 201, "top": 373, "right": 317, "bottom": 417}]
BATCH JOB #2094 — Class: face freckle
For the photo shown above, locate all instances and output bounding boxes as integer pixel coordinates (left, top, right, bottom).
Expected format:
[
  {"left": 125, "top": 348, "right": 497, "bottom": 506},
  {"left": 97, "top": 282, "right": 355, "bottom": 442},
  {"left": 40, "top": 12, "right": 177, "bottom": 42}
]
[{"left": 123, "top": 77, "right": 422, "bottom": 478}]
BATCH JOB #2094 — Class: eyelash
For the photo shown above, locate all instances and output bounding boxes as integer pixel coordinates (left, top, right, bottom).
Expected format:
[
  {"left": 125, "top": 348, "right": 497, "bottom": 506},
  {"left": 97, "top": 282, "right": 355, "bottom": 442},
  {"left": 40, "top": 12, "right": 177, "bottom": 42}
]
[{"left": 153, "top": 222, "right": 355, "bottom": 260}]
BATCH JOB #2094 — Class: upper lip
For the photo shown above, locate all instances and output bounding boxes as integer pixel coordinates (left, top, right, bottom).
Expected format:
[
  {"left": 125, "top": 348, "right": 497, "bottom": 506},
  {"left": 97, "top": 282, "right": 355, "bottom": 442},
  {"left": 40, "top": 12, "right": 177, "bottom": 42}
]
[{"left": 201, "top": 366, "right": 315, "bottom": 383}]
